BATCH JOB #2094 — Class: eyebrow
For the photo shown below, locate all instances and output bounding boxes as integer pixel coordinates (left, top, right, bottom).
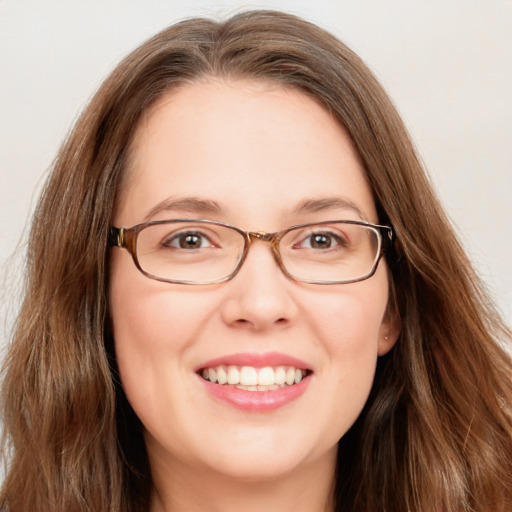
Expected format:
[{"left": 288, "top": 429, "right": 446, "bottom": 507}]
[
  {"left": 143, "top": 195, "right": 367, "bottom": 223},
  {"left": 292, "top": 197, "right": 367, "bottom": 220},
  {"left": 144, "top": 196, "right": 222, "bottom": 222}
]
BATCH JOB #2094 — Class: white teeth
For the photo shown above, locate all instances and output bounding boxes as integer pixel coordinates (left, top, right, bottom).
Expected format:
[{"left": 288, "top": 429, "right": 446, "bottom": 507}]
[
  {"left": 227, "top": 365, "right": 240, "bottom": 385},
  {"left": 275, "top": 367, "right": 286, "bottom": 385},
  {"left": 240, "top": 366, "right": 258, "bottom": 386},
  {"left": 216, "top": 366, "right": 227, "bottom": 385},
  {"left": 257, "top": 366, "right": 275, "bottom": 386},
  {"left": 201, "top": 365, "right": 308, "bottom": 389},
  {"left": 236, "top": 384, "right": 283, "bottom": 391}
]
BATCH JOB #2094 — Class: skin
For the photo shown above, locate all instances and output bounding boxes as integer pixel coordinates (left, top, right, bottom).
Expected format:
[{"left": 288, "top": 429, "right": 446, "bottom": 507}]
[{"left": 109, "top": 79, "right": 400, "bottom": 512}]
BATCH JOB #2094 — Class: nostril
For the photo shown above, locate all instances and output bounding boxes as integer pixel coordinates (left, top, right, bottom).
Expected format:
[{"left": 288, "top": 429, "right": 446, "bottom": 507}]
[{"left": 233, "top": 317, "right": 288, "bottom": 327}]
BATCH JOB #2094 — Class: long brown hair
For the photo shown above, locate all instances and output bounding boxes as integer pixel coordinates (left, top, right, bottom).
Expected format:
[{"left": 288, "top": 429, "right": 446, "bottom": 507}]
[{"left": 1, "top": 10, "right": 511, "bottom": 512}]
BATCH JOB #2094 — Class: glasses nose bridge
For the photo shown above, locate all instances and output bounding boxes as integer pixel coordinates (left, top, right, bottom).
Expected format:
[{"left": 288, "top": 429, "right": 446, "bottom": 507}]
[
  {"left": 244, "top": 230, "right": 283, "bottom": 263},
  {"left": 246, "top": 230, "right": 280, "bottom": 247}
]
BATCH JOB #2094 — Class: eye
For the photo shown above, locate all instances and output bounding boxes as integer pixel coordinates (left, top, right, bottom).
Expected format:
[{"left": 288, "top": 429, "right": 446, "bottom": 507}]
[
  {"left": 163, "top": 231, "right": 213, "bottom": 250},
  {"left": 308, "top": 233, "right": 333, "bottom": 249},
  {"left": 296, "top": 231, "right": 348, "bottom": 250}
]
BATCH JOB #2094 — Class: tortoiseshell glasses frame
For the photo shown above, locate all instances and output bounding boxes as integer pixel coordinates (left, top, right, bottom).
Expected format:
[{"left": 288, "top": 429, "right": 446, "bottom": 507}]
[{"left": 109, "top": 218, "right": 395, "bottom": 285}]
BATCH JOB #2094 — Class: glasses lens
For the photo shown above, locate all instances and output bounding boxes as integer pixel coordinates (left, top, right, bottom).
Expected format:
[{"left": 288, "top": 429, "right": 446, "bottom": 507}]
[
  {"left": 279, "top": 222, "right": 381, "bottom": 283},
  {"left": 135, "top": 221, "right": 245, "bottom": 284}
]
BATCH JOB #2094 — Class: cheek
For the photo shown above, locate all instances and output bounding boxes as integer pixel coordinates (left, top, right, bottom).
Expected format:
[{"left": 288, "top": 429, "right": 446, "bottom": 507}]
[
  {"left": 301, "top": 273, "right": 389, "bottom": 435},
  {"left": 319, "top": 293, "right": 383, "bottom": 397},
  {"left": 110, "top": 281, "right": 213, "bottom": 375},
  {"left": 309, "top": 276, "right": 388, "bottom": 357},
  {"left": 108, "top": 253, "right": 217, "bottom": 417},
  {"left": 109, "top": 249, "right": 210, "bottom": 350}
]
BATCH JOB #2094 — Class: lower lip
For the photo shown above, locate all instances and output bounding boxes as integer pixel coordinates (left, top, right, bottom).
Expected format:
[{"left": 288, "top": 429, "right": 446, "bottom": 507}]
[{"left": 199, "top": 375, "right": 311, "bottom": 412}]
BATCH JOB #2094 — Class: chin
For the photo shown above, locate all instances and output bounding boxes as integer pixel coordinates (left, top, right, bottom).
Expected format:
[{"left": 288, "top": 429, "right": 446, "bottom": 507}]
[
  {"left": 191, "top": 427, "right": 337, "bottom": 484},
  {"left": 202, "top": 451, "right": 315, "bottom": 483}
]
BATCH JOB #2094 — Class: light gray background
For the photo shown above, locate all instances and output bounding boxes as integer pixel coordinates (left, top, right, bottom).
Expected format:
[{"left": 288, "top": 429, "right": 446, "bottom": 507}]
[{"left": 1, "top": 0, "right": 511, "bottom": 353}]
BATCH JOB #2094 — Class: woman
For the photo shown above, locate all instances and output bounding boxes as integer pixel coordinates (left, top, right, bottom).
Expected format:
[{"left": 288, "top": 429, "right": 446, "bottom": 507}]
[{"left": 1, "top": 10, "right": 511, "bottom": 512}]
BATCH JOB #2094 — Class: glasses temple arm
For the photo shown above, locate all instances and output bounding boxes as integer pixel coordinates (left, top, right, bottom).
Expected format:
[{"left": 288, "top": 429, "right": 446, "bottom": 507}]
[{"left": 108, "top": 227, "right": 125, "bottom": 247}]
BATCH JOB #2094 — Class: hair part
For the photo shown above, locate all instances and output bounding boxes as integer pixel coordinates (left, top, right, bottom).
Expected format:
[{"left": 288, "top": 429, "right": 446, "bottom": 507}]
[{"left": 2, "top": 10, "right": 511, "bottom": 512}]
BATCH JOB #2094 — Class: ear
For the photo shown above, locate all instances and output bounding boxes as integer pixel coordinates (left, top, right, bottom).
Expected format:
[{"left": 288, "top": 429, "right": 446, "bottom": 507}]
[{"left": 377, "top": 305, "right": 401, "bottom": 355}]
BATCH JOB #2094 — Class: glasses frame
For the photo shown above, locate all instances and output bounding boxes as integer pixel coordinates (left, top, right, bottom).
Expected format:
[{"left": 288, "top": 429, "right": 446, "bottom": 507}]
[{"left": 109, "top": 218, "right": 395, "bottom": 285}]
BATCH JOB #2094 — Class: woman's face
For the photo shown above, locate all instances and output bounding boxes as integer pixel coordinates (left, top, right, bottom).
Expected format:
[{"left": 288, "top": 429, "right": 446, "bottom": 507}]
[{"left": 110, "top": 79, "right": 399, "bottom": 483}]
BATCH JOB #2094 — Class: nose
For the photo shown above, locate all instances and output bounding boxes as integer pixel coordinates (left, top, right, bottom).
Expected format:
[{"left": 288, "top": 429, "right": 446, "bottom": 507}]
[{"left": 219, "top": 240, "right": 299, "bottom": 331}]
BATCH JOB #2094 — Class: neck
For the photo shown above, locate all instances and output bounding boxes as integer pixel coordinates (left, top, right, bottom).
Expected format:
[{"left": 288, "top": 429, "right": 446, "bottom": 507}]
[{"left": 149, "top": 449, "right": 337, "bottom": 512}]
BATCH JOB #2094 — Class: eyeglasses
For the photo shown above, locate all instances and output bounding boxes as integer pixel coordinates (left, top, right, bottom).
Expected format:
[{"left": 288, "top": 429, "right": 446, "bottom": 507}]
[{"left": 109, "top": 219, "right": 394, "bottom": 285}]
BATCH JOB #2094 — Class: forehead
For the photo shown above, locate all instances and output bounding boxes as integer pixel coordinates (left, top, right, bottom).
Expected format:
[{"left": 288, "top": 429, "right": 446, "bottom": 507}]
[{"left": 116, "top": 78, "right": 377, "bottom": 228}]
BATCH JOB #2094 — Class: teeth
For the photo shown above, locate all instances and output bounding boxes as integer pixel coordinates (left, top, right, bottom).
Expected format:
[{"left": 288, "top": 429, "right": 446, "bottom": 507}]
[
  {"left": 200, "top": 365, "right": 308, "bottom": 388},
  {"left": 275, "top": 367, "right": 286, "bottom": 385},
  {"left": 240, "top": 366, "right": 258, "bottom": 386},
  {"left": 227, "top": 366, "right": 240, "bottom": 385},
  {"left": 285, "top": 367, "right": 296, "bottom": 385},
  {"left": 236, "top": 384, "right": 282, "bottom": 391},
  {"left": 258, "top": 367, "right": 275, "bottom": 386},
  {"left": 216, "top": 366, "right": 227, "bottom": 385}
]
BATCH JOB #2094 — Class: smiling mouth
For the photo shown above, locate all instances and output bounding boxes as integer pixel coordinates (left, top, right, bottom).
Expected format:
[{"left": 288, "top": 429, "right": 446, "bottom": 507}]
[{"left": 198, "top": 365, "right": 311, "bottom": 391}]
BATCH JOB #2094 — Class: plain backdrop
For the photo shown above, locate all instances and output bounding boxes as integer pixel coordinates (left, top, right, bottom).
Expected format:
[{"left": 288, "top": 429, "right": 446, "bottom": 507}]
[{"left": 1, "top": 0, "right": 511, "bottom": 354}]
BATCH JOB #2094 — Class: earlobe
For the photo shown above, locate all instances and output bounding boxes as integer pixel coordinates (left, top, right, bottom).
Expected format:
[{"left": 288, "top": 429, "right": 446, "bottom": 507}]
[{"left": 378, "top": 308, "right": 401, "bottom": 355}]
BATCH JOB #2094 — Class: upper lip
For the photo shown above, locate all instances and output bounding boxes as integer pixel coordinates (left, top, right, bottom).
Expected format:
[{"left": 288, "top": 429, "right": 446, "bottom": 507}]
[{"left": 196, "top": 352, "right": 312, "bottom": 371}]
